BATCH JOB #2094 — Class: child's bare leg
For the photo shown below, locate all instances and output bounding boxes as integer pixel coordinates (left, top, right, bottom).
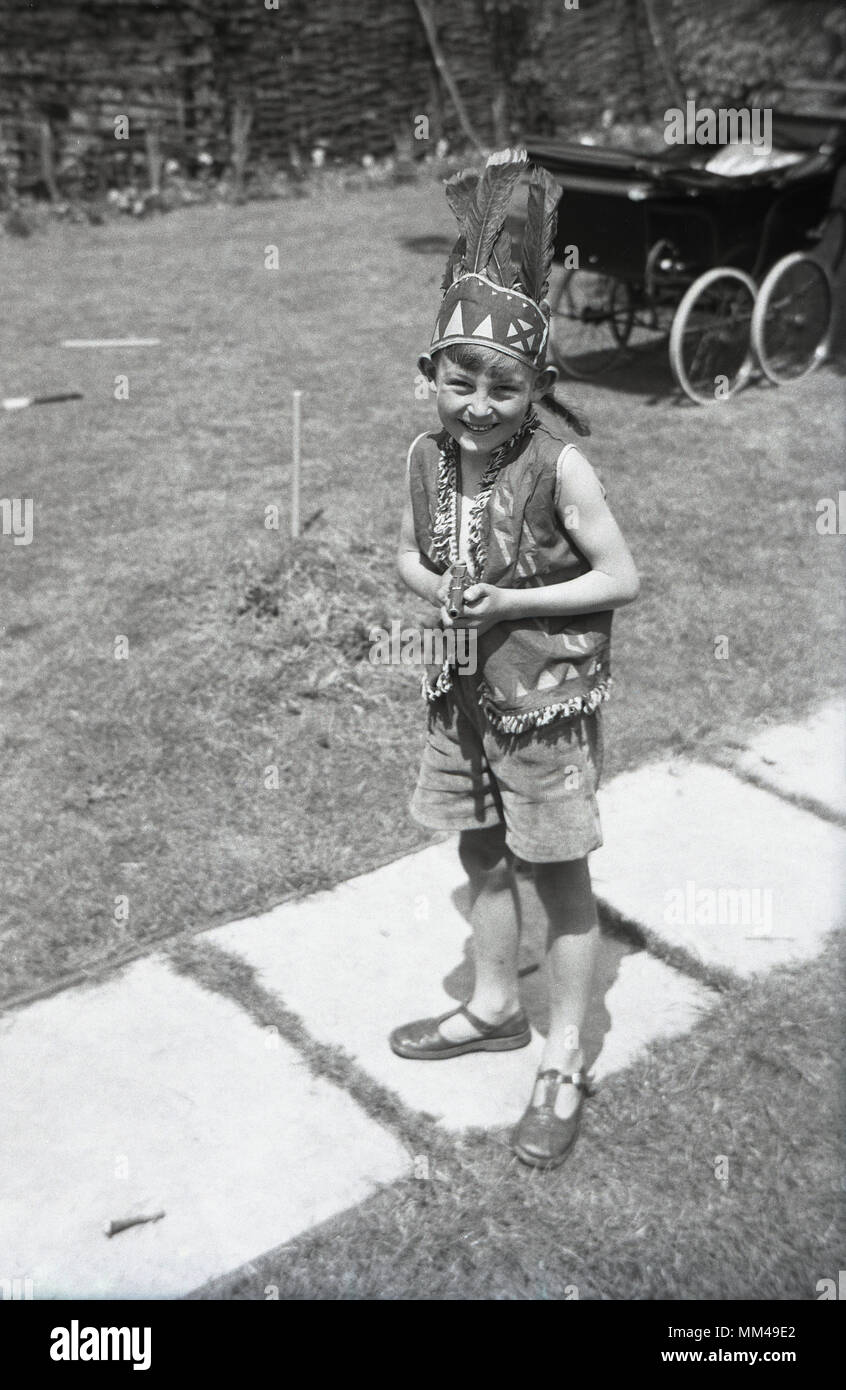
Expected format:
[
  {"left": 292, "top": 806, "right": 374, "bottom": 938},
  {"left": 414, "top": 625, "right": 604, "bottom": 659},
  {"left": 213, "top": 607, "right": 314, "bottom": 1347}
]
[
  {"left": 525, "top": 857, "right": 599, "bottom": 1116},
  {"left": 436, "top": 824, "right": 522, "bottom": 1043}
]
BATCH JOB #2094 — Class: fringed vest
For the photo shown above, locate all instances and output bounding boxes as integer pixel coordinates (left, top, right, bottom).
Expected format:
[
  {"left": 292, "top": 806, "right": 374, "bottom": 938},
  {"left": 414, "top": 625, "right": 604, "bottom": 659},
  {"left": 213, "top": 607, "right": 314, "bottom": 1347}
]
[{"left": 408, "top": 419, "right": 613, "bottom": 735}]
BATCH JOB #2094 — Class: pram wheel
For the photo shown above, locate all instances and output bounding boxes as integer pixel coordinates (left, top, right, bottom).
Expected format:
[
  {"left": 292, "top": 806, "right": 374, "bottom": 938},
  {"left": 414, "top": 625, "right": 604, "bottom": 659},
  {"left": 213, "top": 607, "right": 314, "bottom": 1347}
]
[
  {"left": 549, "top": 269, "right": 634, "bottom": 378},
  {"left": 669, "top": 267, "right": 757, "bottom": 405},
  {"left": 751, "top": 252, "right": 832, "bottom": 384}
]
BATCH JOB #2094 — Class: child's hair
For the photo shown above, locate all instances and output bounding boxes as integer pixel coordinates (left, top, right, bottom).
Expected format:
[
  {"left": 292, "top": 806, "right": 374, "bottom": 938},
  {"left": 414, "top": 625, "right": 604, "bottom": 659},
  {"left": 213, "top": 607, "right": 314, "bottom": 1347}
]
[{"left": 434, "top": 343, "right": 591, "bottom": 438}]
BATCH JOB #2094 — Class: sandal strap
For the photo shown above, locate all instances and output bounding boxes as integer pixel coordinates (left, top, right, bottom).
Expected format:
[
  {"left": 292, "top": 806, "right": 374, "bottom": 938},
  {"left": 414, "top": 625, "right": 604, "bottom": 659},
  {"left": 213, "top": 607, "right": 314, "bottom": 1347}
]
[
  {"left": 537, "top": 1067, "right": 595, "bottom": 1096},
  {"left": 437, "top": 1003, "right": 522, "bottom": 1036},
  {"left": 459, "top": 1002, "right": 517, "bottom": 1034}
]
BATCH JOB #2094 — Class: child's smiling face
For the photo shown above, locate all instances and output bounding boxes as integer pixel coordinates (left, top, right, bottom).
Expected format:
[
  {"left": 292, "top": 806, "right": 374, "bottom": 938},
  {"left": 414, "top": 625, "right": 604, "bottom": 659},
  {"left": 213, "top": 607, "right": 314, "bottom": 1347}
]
[{"left": 423, "top": 347, "right": 555, "bottom": 460}]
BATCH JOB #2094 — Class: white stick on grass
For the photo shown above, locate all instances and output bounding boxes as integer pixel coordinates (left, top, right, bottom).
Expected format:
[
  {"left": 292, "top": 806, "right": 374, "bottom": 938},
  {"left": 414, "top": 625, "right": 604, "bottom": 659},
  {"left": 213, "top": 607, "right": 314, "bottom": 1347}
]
[
  {"left": 2, "top": 392, "right": 83, "bottom": 410},
  {"left": 62, "top": 339, "right": 160, "bottom": 348}
]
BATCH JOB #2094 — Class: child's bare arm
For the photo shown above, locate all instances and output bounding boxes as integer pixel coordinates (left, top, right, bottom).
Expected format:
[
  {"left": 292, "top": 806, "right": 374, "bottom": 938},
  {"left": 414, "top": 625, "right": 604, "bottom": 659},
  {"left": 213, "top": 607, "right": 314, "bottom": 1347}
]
[
  {"left": 455, "top": 449, "right": 638, "bottom": 632},
  {"left": 510, "top": 448, "right": 638, "bottom": 618},
  {"left": 397, "top": 490, "right": 450, "bottom": 611}
]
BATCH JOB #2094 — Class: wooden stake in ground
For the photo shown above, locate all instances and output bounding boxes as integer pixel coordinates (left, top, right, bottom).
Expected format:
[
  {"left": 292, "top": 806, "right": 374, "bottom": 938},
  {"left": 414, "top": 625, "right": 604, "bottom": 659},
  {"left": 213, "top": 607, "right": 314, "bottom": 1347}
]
[
  {"left": 291, "top": 389, "right": 302, "bottom": 540},
  {"left": 412, "top": 0, "right": 485, "bottom": 153}
]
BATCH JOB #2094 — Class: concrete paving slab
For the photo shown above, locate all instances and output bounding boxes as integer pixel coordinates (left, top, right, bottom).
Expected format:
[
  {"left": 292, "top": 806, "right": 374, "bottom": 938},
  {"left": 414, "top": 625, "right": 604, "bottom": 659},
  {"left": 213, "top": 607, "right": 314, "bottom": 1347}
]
[
  {"left": 732, "top": 699, "right": 846, "bottom": 819},
  {"left": 0, "top": 957, "right": 408, "bottom": 1299},
  {"left": 591, "top": 760, "right": 846, "bottom": 977},
  {"left": 209, "top": 843, "right": 716, "bottom": 1130}
]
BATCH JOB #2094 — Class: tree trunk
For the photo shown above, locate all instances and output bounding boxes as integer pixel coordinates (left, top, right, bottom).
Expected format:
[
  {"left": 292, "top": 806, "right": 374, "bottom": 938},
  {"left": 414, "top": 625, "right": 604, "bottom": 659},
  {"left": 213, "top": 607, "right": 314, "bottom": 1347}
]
[
  {"left": 491, "top": 83, "right": 509, "bottom": 146},
  {"left": 145, "top": 122, "right": 163, "bottom": 195},
  {"left": 427, "top": 67, "right": 444, "bottom": 146},
  {"left": 230, "top": 96, "right": 253, "bottom": 202},
  {"left": 38, "top": 118, "right": 61, "bottom": 203}
]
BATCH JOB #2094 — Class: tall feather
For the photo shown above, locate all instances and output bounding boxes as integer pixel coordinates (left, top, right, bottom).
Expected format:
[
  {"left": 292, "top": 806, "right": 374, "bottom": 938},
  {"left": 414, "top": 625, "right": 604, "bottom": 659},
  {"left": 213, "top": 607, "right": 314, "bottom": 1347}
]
[
  {"left": 519, "top": 165, "right": 563, "bottom": 302},
  {"left": 444, "top": 169, "right": 479, "bottom": 228},
  {"left": 462, "top": 147, "right": 527, "bottom": 278},
  {"left": 487, "top": 225, "right": 521, "bottom": 288},
  {"left": 440, "top": 233, "right": 466, "bottom": 291},
  {"left": 441, "top": 170, "right": 478, "bottom": 283}
]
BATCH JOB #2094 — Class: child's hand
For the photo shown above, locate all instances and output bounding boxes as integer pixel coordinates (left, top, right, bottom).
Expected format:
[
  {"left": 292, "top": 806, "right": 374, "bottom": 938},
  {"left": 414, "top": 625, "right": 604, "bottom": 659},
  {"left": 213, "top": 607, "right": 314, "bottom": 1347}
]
[
  {"left": 433, "top": 571, "right": 455, "bottom": 610},
  {"left": 441, "top": 583, "right": 514, "bottom": 637}
]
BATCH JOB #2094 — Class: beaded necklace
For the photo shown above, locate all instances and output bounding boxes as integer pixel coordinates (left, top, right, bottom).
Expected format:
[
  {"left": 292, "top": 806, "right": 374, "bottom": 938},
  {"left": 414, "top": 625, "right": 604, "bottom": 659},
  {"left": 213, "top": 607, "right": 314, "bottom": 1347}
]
[
  {"left": 424, "top": 409, "right": 541, "bottom": 700},
  {"left": 431, "top": 408, "right": 541, "bottom": 577}
]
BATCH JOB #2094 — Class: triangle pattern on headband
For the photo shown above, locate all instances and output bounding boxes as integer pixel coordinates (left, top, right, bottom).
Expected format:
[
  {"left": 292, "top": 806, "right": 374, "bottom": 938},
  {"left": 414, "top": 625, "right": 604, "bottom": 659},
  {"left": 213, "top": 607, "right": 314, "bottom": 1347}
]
[
  {"left": 473, "top": 314, "right": 494, "bottom": 339},
  {"left": 442, "top": 302, "right": 465, "bottom": 338}
]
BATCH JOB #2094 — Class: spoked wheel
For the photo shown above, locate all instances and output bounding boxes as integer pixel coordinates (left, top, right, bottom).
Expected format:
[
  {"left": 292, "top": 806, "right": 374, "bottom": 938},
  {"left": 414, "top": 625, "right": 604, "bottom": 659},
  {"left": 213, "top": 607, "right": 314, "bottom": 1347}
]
[
  {"left": 609, "top": 279, "right": 636, "bottom": 345},
  {"left": 669, "top": 267, "right": 757, "bottom": 405},
  {"left": 751, "top": 252, "right": 832, "bottom": 384},
  {"left": 549, "top": 269, "right": 636, "bottom": 378}
]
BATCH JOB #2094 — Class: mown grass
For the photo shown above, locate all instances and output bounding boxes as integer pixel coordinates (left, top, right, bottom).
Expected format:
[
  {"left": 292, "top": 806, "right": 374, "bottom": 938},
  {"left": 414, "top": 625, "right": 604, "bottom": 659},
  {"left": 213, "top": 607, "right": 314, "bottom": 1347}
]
[
  {"left": 179, "top": 931, "right": 844, "bottom": 1301},
  {"left": 0, "top": 178, "right": 843, "bottom": 1005}
]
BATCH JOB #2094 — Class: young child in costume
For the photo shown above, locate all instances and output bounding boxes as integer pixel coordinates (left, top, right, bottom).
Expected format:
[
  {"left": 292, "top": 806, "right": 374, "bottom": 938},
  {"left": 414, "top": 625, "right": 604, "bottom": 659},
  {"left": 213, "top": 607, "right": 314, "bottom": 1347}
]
[{"left": 390, "top": 148, "right": 639, "bottom": 1169}]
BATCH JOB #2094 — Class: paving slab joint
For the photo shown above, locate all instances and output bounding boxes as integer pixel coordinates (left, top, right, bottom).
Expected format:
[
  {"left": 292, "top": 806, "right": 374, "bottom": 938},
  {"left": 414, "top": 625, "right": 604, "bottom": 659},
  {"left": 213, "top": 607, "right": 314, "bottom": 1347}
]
[
  {"left": 165, "top": 936, "right": 460, "bottom": 1160},
  {"left": 709, "top": 747, "right": 846, "bottom": 830},
  {"left": 597, "top": 899, "right": 742, "bottom": 995}
]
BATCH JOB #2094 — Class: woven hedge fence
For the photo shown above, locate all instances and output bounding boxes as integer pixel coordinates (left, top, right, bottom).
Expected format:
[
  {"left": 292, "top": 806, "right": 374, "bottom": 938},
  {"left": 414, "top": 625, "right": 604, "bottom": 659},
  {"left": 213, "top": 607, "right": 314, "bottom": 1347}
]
[{"left": 0, "top": 0, "right": 842, "bottom": 206}]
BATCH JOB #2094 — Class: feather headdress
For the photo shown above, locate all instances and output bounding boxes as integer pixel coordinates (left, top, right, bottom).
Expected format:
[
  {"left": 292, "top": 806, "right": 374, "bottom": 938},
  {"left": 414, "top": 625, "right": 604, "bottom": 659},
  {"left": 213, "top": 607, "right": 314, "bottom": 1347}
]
[{"left": 430, "top": 147, "right": 563, "bottom": 370}]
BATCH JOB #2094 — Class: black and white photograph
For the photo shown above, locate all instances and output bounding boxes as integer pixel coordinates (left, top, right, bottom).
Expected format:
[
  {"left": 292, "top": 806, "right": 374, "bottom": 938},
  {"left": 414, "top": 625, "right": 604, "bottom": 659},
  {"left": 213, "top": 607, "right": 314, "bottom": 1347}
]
[{"left": 1, "top": 0, "right": 844, "bottom": 1341}]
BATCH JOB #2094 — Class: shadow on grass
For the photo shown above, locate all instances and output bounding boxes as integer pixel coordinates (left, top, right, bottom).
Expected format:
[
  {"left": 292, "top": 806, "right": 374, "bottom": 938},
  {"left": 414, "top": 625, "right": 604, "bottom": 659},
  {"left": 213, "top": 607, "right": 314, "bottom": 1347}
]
[
  {"left": 553, "top": 338, "right": 678, "bottom": 405},
  {"left": 554, "top": 335, "right": 846, "bottom": 407},
  {"left": 399, "top": 234, "right": 455, "bottom": 255},
  {"left": 399, "top": 213, "right": 528, "bottom": 261}
]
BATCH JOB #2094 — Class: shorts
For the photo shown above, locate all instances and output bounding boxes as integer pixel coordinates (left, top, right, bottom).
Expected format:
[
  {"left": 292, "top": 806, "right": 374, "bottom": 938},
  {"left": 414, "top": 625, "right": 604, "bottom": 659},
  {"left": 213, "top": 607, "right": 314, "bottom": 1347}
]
[{"left": 410, "top": 671, "right": 604, "bottom": 864}]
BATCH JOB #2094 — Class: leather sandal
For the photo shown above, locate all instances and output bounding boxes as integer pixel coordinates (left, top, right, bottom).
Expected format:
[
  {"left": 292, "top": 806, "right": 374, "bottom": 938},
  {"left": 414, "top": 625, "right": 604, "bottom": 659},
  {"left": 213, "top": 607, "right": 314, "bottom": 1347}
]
[
  {"left": 512, "top": 1068, "right": 594, "bottom": 1169},
  {"left": 389, "top": 1003, "right": 531, "bottom": 1060}
]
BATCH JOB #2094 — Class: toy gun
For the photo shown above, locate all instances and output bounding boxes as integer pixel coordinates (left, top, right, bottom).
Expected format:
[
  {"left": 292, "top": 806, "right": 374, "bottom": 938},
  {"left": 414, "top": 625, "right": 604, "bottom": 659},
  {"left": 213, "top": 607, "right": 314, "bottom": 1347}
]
[{"left": 446, "top": 562, "right": 469, "bottom": 619}]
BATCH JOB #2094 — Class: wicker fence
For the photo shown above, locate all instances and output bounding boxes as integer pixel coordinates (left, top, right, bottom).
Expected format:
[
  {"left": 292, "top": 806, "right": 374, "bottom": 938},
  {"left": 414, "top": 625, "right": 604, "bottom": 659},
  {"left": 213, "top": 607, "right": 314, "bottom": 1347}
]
[{"left": 0, "top": 0, "right": 842, "bottom": 206}]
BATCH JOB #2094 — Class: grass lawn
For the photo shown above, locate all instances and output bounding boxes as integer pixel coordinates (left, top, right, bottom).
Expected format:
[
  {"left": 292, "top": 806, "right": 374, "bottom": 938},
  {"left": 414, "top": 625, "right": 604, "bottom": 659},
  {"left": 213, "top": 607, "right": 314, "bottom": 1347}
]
[{"left": 1, "top": 177, "right": 843, "bottom": 1003}]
